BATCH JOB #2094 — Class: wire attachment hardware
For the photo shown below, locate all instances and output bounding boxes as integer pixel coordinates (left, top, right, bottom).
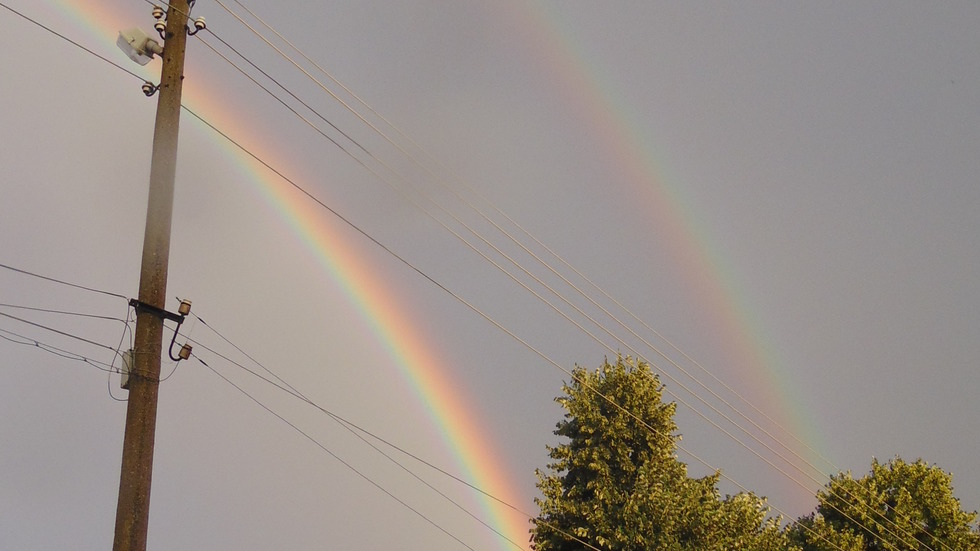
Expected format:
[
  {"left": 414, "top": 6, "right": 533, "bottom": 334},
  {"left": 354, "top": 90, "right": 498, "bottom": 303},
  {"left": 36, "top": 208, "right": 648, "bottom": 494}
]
[
  {"left": 151, "top": 4, "right": 166, "bottom": 38},
  {"left": 187, "top": 16, "right": 206, "bottom": 35},
  {"left": 142, "top": 81, "right": 159, "bottom": 97},
  {"left": 128, "top": 298, "right": 194, "bottom": 364},
  {"left": 153, "top": 19, "right": 167, "bottom": 38}
]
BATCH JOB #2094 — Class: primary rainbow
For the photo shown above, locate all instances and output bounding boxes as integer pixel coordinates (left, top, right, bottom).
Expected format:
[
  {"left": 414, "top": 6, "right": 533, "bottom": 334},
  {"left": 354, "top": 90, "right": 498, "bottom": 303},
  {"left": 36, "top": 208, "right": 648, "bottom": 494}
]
[
  {"left": 179, "top": 75, "right": 531, "bottom": 549},
  {"left": 49, "top": 0, "right": 528, "bottom": 549}
]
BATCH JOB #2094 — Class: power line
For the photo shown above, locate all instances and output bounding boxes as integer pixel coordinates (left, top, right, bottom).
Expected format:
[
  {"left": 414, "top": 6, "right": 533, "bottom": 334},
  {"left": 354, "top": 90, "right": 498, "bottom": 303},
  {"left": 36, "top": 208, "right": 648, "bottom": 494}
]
[
  {"left": 0, "top": 261, "right": 128, "bottom": 301},
  {"left": 0, "top": 2, "right": 144, "bottom": 81},
  {"left": 0, "top": 302, "right": 129, "bottom": 324},
  {"left": 202, "top": 30, "right": 370, "bottom": 156},
  {"left": 0, "top": 310, "right": 122, "bottom": 352},
  {"left": 188, "top": 315, "right": 610, "bottom": 551},
  {"left": 196, "top": 355, "right": 480, "bottom": 551},
  {"left": 185, "top": 316, "right": 528, "bottom": 549},
  {"left": 0, "top": 326, "right": 119, "bottom": 373},
  {"left": 186, "top": 312, "right": 851, "bottom": 551}
]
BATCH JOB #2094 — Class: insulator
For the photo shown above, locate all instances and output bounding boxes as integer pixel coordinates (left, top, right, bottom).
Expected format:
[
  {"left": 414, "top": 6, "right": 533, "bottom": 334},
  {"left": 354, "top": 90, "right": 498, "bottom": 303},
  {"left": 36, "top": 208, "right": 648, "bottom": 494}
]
[{"left": 178, "top": 344, "right": 193, "bottom": 361}]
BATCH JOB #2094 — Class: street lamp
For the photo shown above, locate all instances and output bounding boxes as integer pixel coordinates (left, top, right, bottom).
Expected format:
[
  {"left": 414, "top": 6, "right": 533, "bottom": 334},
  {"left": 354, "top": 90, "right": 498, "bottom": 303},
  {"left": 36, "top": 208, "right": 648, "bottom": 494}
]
[{"left": 116, "top": 27, "right": 162, "bottom": 66}]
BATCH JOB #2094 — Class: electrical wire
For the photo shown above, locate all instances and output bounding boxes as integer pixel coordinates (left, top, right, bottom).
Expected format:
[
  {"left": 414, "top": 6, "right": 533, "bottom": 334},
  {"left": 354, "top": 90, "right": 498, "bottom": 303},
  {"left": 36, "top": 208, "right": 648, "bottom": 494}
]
[
  {"left": 0, "top": 2, "right": 145, "bottom": 82},
  {"left": 186, "top": 315, "right": 843, "bottom": 551},
  {"left": 0, "top": 299, "right": 135, "bottom": 398},
  {"left": 0, "top": 305, "right": 176, "bottom": 385},
  {"left": 202, "top": 31, "right": 369, "bottom": 156},
  {"left": 194, "top": 35, "right": 353, "bottom": 159},
  {"left": 180, "top": 331, "right": 525, "bottom": 550},
  {"left": 0, "top": 261, "right": 128, "bottom": 301},
  {"left": 0, "top": 327, "right": 119, "bottom": 373},
  {"left": 188, "top": 311, "right": 303, "bottom": 397},
  {"left": 0, "top": 302, "right": 129, "bottom": 323},
  {"left": 186, "top": 316, "right": 603, "bottom": 551},
  {"left": 196, "top": 354, "right": 480, "bottom": 551},
  {"left": 0, "top": 310, "right": 121, "bottom": 352}
]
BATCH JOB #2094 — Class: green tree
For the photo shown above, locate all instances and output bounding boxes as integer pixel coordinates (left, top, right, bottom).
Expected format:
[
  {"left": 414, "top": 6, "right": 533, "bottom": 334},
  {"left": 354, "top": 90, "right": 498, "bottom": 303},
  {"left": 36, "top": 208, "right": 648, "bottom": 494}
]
[
  {"left": 531, "top": 356, "right": 786, "bottom": 551},
  {"left": 787, "top": 457, "right": 980, "bottom": 551}
]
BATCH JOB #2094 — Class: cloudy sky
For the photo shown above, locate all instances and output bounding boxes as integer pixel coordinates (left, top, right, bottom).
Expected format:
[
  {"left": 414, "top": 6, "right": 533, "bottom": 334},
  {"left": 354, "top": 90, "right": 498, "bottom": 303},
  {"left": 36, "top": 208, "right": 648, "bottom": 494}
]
[{"left": 2, "top": 1, "right": 978, "bottom": 549}]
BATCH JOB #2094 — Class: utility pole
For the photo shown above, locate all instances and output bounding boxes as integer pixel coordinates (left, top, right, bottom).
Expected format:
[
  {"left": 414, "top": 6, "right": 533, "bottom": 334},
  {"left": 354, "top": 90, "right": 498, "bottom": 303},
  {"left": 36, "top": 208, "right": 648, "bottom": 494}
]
[{"left": 113, "top": 2, "right": 191, "bottom": 550}]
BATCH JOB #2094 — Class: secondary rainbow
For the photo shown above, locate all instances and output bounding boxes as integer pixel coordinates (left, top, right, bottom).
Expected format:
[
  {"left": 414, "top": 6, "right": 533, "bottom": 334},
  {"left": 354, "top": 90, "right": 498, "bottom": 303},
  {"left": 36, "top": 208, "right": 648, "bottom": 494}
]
[{"left": 498, "top": 2, "right": 828, "bottom": 506}]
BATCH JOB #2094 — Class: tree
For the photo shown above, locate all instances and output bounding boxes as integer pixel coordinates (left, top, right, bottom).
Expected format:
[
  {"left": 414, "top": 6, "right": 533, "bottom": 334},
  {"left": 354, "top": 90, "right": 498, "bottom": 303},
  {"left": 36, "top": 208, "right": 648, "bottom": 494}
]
[
  {"left": 787, "top": 457, "right": 980, "bottom": 551},
  {"left": 531, "top": 356, "right": 785, "bottom": 551}
]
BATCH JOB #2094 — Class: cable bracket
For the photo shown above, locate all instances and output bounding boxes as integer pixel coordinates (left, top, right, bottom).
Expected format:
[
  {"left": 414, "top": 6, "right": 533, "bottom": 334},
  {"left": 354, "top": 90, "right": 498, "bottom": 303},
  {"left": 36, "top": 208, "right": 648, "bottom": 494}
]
[
  {"left": 128, "top": 298, "right": 194, "bottom": 362},
  {"left": 129, "top": 298, "right": 185, "bottom": 324}
]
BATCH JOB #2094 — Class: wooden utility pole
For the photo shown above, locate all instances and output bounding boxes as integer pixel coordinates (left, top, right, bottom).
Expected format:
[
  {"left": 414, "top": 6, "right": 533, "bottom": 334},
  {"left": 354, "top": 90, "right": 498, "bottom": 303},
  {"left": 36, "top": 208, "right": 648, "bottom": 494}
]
[{"left": 113, "top": 2, "right": 191, "bottom": 550}]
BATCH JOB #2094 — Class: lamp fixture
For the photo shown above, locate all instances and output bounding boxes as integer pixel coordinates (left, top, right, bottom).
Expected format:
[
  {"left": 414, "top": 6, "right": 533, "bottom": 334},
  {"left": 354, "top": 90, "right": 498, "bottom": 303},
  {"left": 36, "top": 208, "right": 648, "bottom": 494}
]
[{"left": 116, "top": 27, "right": 163, "bottom": 66}]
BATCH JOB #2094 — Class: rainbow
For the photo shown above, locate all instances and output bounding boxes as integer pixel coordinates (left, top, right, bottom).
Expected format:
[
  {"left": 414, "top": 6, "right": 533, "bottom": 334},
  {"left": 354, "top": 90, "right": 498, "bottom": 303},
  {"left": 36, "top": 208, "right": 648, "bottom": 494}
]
[
  {"left": 47, "top": 0, "right": 529, "bottom": 548},
  {"left": 498, "top": 2, "right": 827, "bottom": 504},
  {"left": 178, "top": 76, "right": 531, "bottom": 549}
]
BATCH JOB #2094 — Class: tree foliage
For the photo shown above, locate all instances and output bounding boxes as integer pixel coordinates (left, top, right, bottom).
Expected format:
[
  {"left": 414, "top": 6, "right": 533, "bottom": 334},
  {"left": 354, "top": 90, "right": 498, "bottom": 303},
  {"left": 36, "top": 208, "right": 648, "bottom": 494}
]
[
  {"left": 530, "top": 357, "right": 979, "bottom": 551},
  {"left": 787, "top": 457, "right": 980, "bottom": 551},
  {"left": 531, "top": 356, "right": 785, "bottom": 551}
]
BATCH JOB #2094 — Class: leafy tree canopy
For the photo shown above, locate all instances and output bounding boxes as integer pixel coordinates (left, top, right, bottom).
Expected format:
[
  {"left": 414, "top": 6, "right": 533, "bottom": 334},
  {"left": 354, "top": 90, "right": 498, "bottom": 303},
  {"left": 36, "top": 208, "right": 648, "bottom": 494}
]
[
  {"left": 531, "top": 356, "right": 785, "bottom": 551},
  {"left": 787, "top": 457, "right": 980, "bottom": 551}
]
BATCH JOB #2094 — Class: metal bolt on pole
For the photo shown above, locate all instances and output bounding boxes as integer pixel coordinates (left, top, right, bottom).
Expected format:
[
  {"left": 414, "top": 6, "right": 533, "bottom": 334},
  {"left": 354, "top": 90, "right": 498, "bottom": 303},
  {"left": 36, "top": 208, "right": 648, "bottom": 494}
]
[{"left": 113, "top": 2, "right": 191, "bottom": 550}]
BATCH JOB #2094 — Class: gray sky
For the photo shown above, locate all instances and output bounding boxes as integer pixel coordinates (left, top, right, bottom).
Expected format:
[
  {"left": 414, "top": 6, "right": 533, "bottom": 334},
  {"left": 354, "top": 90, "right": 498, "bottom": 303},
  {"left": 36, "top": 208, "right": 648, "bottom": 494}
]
[{"left": 2, "top": 2, "right": 979, "bottom": 549}]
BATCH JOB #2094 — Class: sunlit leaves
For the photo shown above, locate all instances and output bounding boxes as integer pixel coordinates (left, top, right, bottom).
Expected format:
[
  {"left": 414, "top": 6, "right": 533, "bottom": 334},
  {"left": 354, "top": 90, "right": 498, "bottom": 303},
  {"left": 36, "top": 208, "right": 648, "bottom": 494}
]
[
  {"left": 788, "top": 457, "right": 980, "bottom": 551},
  {"left": 531, "top": 356, "right": 785, "bottom": 551}
]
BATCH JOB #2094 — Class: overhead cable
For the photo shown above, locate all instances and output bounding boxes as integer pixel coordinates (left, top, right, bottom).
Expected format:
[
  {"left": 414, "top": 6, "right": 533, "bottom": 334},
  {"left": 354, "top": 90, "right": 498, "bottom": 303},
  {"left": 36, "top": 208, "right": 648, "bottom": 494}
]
[
  {"left": 0, "top": 261, "right": 128, "bottom": 301},
  {"left": 197, "top": 355, "right": 480, "bottom": 551}
]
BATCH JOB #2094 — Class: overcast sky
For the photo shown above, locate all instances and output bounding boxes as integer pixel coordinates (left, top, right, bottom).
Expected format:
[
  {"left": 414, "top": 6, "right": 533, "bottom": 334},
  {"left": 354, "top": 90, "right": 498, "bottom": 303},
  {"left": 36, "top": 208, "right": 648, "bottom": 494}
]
[{"left": 2, "top": 1, "right": 979, "bottom": 550}]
